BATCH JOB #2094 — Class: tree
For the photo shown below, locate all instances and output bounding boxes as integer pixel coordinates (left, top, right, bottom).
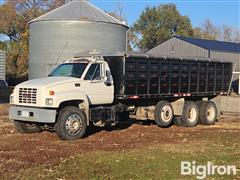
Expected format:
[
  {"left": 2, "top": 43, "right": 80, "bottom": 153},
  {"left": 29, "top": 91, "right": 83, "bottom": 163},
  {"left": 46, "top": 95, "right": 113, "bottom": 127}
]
[
  {"left": 47, "top": 0, "right": 65, "bottom": 10},
  {"left": 194, "top": 19, "right": 240, "bottom": 42},
  {"left": 194, "top": 19, "right": 240, "bottom": 43},
  {"left": 193, "top": 19, "right": 218, "bottom": 40},
  {"left": 108, "top": 2, "right": 134, "bottom": 51},
  {"left": 0, "top": 2, "right": 24, "bottom": 41},
  {"left": 131, "top": 4, "right": 193, "bottom": 51},
  {"left": 0, "top": 0, "right": 65, "bottom": 84},
  {"left": 220, "top": 25, "right": 240, "bottom": 42},
  {"left": 114, "top": 2, "right": 127, "bottom": 22}
]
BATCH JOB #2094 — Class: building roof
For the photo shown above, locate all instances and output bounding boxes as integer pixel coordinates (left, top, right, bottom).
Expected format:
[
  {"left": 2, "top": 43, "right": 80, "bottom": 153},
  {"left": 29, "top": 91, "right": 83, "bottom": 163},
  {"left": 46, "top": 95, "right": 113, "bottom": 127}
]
[
  {"left": 29, "top": 0, "right": 128, "bottom": 27},
  {"left": 175, "top": 36, "right": 240, "bottom": 53}
]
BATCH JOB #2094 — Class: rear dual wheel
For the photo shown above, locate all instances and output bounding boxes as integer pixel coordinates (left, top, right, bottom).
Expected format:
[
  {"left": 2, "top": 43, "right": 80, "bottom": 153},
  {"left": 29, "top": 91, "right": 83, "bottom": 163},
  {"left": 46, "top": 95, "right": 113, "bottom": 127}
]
[
  {"left": 154, "top": 101, "right": 199, "bottom": 127},
  {"left": 154, "top": 101, "right": 174, "bottom": 127},
  {"left": 174, "top": 101, "right": 217, "bottom": 127},
  {"left": 197, "top": 101, "right": 217, "bottom": 125},
  {"left": 180, "top": 101, "right": 199, "bottom": 127}
]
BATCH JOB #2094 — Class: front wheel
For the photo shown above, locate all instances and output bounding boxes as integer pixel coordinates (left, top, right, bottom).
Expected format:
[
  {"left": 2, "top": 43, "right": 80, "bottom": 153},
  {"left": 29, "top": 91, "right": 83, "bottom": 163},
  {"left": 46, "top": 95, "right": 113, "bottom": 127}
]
[
  {"left": 14, "top": 121, "right": 41, "bottom": 133},
  {"left": 55, "top": 106, "right": 87, "bottom": 140}
]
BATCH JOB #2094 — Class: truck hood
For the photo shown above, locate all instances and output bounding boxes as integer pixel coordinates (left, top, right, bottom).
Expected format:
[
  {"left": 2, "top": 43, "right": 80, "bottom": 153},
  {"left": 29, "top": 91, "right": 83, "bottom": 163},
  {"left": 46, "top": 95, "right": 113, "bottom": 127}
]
[{"left": 16, "top": 77, "right": 79, "bottom": 88}]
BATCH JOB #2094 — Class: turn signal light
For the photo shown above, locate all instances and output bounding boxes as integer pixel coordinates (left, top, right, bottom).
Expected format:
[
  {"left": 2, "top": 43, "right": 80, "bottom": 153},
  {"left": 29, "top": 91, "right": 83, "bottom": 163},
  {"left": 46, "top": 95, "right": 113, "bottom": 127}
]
[{"left": 49, "top": 91, "right": 55, "bottom": 96}]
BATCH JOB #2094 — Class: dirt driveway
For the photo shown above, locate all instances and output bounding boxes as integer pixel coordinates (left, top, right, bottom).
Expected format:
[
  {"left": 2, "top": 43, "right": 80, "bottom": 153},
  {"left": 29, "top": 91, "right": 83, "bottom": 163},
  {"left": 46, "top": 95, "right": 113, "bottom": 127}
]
[{"left": 0, "top": 104, "right": 239, "bottom": 177}]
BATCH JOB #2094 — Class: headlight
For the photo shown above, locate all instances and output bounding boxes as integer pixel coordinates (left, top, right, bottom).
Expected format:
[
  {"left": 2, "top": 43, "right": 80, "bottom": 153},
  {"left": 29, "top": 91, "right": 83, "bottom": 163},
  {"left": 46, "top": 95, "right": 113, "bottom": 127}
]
[
  {"left": 46, "top": 98, "right": 54, "bottom": 106},
  {"left": 10, "top": 95, "right": 14, "bottom": 104}
]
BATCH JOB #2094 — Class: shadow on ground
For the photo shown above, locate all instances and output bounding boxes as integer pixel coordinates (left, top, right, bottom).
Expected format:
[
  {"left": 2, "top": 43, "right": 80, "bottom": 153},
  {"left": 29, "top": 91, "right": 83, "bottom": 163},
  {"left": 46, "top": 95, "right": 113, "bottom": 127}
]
[{"left": 85, "top": 118, "right": 156, "bottom": 137}]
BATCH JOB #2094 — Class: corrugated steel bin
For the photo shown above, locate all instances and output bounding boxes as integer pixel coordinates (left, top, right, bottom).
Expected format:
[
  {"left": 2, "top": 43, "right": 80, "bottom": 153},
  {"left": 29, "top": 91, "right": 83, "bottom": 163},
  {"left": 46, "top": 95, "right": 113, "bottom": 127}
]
[
  {"left": 28, "top": 0, "right": 128, "bottom": 79},
  {"left": 0, "top": 50, "right": 6, "bottom": 80}
]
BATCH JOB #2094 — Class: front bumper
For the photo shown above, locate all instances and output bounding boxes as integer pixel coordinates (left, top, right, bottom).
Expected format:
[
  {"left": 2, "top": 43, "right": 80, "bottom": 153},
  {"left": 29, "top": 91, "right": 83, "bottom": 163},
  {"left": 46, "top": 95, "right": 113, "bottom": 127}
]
[{"left": 9, "top": 106, "right": 57, "bottom": 123}]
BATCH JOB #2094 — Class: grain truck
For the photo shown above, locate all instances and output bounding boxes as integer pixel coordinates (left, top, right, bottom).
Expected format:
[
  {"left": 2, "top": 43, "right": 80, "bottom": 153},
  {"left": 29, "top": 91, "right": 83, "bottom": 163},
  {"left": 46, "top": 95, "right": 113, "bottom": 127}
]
[{"left": 9, "top": 51, "right": 233, "bottom": 140}]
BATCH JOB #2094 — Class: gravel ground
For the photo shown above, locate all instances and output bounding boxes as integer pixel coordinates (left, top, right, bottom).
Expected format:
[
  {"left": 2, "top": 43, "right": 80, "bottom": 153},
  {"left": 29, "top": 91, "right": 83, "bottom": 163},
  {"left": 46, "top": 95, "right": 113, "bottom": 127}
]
[{"left": 0, "top": 104, "right": 239, "bottom": 177}]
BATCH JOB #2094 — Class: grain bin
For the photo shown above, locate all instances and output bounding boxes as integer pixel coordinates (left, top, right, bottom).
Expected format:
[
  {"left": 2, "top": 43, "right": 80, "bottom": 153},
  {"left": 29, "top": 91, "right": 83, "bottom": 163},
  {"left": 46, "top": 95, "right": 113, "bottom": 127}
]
[
  {"left": 29, "top": 0, "right": 129, "bottom": 79},
  {"left": 0, "top": 50, "right": 6, "bottom": 80}
]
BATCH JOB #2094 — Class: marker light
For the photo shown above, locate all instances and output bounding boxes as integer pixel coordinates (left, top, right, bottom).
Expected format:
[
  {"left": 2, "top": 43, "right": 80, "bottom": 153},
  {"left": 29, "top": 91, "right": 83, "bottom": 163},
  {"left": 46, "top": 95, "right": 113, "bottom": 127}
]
[{"left": 49, "top": 91, "right": 55, "bottom": 96}]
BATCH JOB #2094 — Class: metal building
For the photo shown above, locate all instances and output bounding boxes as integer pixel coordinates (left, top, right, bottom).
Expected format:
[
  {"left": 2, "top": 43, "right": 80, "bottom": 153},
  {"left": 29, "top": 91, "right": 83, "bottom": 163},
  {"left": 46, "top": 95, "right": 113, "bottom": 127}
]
[
  {"left": 148, "top": 36, "right": 240, "bottom": 93},
  {"left": 29, "top": 0, "right": 128, "bottom": 79},
  {"left": 0, "top": 50, "right": 6, "bottom": 80}
]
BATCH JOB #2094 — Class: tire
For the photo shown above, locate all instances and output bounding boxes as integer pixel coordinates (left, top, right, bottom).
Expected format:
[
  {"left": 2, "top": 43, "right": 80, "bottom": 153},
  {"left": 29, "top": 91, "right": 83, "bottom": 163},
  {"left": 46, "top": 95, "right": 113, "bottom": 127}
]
[
  {"left": 196, "top": 100, "right": 207, "bottom": 125},
  {"left": 180, "top": 101, "right": 199, "bottom": 127},
  {"left": 198, "top": 101, "right": 217, "bottom": 125},
  {"left": 154, "top": 101, "right": 174, "bottom": 127},
  {"left": 119, "top": 111, "right": 130, "bottom": 121},
  {"left": 14, "top": 120, "right": 41, "bottom": 133},
  {"left": 55, "top": 106, "right": 87, "bottom": 140}
]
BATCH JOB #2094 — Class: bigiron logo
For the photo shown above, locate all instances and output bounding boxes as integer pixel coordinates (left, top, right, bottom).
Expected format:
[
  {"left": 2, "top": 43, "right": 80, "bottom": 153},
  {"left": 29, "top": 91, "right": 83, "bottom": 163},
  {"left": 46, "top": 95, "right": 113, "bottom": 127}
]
[{"left": 181, "top": 161, "right": 237, "bottom": 179}]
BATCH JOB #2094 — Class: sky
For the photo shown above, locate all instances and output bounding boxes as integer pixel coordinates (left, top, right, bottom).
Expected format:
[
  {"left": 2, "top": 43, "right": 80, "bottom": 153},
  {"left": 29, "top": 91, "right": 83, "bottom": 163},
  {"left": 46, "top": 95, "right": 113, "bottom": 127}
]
[
  {"left": 91, "top": 0, "right": 240, "bottom": 28},
  {"left": 0, "top": 0, "right": 239, "bottom": 28}
]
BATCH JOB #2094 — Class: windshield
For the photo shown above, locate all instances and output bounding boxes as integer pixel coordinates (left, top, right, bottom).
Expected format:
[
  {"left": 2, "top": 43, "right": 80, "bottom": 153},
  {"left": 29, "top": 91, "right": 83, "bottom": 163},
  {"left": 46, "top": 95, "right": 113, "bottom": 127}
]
[{"left": 49, "top": 63, "right": 88, "bottom": 78}]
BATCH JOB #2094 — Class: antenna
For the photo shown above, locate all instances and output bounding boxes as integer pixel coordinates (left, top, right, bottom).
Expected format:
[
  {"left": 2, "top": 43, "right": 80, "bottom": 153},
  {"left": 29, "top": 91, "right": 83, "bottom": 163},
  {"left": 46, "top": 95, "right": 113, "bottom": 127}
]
[{"left": 55, "top": 42, "right": 69, "bottom": 64}]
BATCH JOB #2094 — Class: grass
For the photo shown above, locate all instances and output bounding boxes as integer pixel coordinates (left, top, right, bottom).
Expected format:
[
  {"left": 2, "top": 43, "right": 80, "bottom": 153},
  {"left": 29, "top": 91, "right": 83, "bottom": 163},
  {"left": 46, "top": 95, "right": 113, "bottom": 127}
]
[
  {"left": 1, "top": 115, "right": 239, "bottom": 180},
  {"left": 5, "top": 136, "right": 239, "bottom": 180}
]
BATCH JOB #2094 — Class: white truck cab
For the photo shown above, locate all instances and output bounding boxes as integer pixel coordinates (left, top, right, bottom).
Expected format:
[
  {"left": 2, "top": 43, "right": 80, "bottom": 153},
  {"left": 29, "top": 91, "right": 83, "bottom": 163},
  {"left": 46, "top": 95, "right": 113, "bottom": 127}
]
[{"left": 9, "top": 56, "right": 115, "bottom": 140}]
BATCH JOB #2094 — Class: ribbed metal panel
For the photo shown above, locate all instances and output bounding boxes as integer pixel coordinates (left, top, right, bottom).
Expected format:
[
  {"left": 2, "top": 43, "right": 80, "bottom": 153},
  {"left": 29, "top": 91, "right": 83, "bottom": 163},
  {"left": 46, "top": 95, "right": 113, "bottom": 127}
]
[
  {"left": 210, "top": 51, "right": 240, "bottom": 81},
  {"left": 0, "top": 50, "right": 6, "bottom": 80},
  {"left": 147, "top": 37, "right": 209, "bottom": 58},
  {"left": 175, "top": 36, "right": 240, "bottom": 53},
  {"left": 210, "top": 51, "right": 240, "bottom": 72}
]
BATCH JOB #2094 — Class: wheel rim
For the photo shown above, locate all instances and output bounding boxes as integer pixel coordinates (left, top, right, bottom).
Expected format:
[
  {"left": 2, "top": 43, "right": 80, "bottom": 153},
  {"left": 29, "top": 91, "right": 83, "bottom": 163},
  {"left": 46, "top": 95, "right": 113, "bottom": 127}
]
[
  {"left": 65, "top": 114, "right": 83, "bottom": 136},
  {"left": 207, "top": 106, "right": 215, "bottom": 122},
  {"left": 187, "top": 107, "right": 197, "bottom": 122},
  {"left": 160, "top": 105, "right": 173, "bottom": 122}
]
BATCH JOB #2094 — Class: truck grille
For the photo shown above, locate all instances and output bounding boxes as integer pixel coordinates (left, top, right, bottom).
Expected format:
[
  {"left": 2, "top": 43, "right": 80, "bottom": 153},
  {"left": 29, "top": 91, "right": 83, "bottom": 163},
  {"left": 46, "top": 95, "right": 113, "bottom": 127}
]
[{"left": 19, "top": 88, "right": 37, "bottom": 104}]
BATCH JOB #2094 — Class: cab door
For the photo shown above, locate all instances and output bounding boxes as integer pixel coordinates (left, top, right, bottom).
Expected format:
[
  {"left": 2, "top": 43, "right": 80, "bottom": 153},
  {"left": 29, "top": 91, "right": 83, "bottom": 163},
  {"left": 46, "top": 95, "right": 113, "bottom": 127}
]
[{"left": 81, "top": 62, "right": 114, "bottom": 105}]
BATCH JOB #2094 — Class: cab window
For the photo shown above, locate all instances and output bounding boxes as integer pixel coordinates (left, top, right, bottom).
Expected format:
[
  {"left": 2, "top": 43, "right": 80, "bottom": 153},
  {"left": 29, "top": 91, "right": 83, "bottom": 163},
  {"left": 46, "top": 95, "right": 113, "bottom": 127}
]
[
  {"left": 84, "top": 63, "right": 101, "bottom": 80},
  {"left": 49, "top": 63, "right": 87, "bottom": 78}
]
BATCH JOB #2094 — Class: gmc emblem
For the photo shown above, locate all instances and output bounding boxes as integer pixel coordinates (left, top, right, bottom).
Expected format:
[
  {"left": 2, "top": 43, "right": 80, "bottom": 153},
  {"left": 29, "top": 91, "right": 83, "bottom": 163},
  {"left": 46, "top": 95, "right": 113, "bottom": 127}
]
[{"left": 22, "top": 94, "right": 31, "bottom": 99}]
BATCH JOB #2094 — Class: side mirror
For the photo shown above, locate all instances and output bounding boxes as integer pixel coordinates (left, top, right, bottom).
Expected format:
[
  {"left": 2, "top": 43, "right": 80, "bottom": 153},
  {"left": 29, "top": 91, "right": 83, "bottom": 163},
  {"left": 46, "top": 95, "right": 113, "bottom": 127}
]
[
  {"left": 105, "top": 81, "right": 112, "bottom": 86},
  {"left": 105, "top": 70, "right": 112, "bottom": 86}
]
